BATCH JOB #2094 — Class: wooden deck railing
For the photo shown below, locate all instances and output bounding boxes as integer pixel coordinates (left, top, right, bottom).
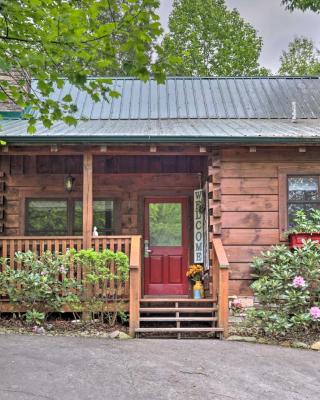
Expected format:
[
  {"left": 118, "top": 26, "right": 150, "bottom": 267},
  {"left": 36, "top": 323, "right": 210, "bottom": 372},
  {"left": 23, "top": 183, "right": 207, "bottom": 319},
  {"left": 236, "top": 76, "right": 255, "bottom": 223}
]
[
  {"left": 0, "top": 235, "right": 142, "bottom": 334},
  {"left": 212, "top": 238, "right": 230, "bottom": 337}
]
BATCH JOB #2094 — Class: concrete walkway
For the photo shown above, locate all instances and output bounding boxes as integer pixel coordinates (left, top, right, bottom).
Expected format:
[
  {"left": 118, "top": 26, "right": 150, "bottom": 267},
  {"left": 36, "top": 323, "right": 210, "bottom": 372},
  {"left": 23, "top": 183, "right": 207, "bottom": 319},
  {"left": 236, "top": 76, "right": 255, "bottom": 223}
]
[{"left": 0, "top": 335, "right": 319, "bottom": 400}]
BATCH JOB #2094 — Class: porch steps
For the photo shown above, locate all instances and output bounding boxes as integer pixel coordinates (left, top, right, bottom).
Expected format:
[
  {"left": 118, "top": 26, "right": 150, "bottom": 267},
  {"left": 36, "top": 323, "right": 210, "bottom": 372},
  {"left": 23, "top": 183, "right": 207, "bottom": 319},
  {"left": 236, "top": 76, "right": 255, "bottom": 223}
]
[
  {"left": 140, "top": 317, "right": 217, "bottom": 322},
  {"left": 136, "top": 298, "right": 223, "bottom": 339},
  {"left": 135, "top": 327, "right": 223, "bottom": 333},
  {"left": 139, "top": 307, "right": 216, "bottom": 313}
]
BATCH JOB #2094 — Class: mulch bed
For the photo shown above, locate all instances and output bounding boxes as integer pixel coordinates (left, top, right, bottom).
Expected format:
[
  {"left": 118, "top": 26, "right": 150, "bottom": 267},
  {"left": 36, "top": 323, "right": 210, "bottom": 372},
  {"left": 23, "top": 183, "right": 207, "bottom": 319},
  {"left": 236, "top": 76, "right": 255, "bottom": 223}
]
[
  {"left": 0, "top": 314, "right": 128, "bottom": 337},
  {"left": 230, "top": 324, "right": 320, "bottom": 346}
]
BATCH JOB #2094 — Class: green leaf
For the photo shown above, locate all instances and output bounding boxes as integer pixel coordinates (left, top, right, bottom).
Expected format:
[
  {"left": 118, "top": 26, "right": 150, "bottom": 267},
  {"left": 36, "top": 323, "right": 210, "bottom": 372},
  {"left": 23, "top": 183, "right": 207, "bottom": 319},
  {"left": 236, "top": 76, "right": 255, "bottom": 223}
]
[{"left": 62, "top": 94, "right": 73, "bottom": 102}]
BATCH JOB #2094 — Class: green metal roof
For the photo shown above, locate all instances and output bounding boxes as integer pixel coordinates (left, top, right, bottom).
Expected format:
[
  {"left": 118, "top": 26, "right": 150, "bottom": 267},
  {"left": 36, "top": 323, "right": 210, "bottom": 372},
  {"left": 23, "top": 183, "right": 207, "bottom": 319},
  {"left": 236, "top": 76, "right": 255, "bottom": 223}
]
[{"left": 0, "top": 77, "right": 320, "bottom": 144}]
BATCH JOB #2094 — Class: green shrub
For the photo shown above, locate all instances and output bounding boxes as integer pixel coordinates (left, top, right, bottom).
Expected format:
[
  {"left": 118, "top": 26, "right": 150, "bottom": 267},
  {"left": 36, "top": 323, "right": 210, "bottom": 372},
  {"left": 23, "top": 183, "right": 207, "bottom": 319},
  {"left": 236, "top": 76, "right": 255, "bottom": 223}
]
[
  {"left": 74, "top": 248, "right": 129, "bottom": 325},
  {"left": 0, "top": 250, "right": 81, "bottom": 322},
  {"left": 0, "top": 248, "right": 130, "bottom": 326},
  {"left": 248, "top": 240, "right": 320, "bottom": 336},
  {"left": 288, "top": 208, "right": 320, "bottom": 234}
]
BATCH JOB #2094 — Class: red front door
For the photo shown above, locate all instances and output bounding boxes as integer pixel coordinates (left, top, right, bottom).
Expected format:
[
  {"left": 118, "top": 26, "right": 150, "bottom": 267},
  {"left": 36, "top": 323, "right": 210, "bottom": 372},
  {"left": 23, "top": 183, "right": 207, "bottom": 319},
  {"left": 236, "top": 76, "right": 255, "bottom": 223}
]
[{"left": 144, "top": 197, "right": 189, "bottom": 296}]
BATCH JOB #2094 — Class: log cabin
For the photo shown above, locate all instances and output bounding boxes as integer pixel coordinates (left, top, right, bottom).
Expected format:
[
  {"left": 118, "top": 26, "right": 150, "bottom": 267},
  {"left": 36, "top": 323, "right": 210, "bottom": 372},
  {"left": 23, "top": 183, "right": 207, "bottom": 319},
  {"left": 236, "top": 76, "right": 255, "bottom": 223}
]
[{"left": 0, "top": 76, "right": 320, "bottom": 337}]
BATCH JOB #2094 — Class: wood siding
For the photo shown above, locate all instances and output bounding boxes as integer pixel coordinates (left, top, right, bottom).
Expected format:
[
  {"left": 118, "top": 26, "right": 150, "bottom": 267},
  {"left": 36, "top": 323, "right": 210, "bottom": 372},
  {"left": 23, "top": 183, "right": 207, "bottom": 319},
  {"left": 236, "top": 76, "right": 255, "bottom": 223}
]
[{"left": 220, "top": 146, "right": 320, "bottom": 297}]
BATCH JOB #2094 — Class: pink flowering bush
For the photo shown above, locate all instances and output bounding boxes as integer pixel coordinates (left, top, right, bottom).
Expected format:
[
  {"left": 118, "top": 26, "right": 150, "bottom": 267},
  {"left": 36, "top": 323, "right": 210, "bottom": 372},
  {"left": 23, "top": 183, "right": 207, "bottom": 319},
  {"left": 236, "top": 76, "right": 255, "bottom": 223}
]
[{"left": 248, "top": 239, "right": 320, "bottom": 335}]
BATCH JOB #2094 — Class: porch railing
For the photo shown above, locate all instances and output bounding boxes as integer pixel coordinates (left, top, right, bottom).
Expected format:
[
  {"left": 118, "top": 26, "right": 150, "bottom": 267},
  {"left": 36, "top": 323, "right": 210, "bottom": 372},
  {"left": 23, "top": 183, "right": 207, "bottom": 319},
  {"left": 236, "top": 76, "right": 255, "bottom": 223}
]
[
  {"left": 0, "top": 235, "right": 142, "bottom": 334},
  {"left": 212, "top": 238, "right": 230, "bottom": 338}
]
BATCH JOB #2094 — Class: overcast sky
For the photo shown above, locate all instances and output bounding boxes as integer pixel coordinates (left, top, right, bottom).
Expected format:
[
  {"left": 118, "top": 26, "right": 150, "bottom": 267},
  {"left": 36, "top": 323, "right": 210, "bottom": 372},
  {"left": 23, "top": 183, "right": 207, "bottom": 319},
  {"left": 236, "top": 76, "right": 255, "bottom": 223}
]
[{"left": 159, "top": 0, "right": 320, "bottom": 72}]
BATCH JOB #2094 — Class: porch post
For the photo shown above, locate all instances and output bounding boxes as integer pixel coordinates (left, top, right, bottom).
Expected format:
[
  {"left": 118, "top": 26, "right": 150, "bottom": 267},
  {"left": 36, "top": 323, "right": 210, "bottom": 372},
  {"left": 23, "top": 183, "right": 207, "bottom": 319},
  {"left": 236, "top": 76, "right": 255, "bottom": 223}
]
[{"left": 83, "top": 151, "right": 93, "bottom": 249}]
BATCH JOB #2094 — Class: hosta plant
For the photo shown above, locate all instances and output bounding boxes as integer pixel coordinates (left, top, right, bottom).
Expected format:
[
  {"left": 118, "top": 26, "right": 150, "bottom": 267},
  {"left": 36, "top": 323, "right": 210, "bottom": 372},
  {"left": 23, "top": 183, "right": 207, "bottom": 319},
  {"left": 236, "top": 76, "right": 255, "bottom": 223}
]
[{"left": 248, "top": 239, "right": 320, "bottom": 336}]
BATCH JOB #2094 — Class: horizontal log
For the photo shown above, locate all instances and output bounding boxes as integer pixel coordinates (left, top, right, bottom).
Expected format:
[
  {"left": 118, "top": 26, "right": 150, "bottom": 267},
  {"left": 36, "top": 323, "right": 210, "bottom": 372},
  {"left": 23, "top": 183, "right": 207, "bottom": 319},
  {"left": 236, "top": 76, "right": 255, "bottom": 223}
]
[
  {"left": 221, "top": 211, "right": 278, "bottom": 229},
  {"left": 5, "top": 201, "right": 19, "bottom": 214},
  {"left": 229, "top": 280, "right": 253, "bottom": 297},
  {"left": 222, "top": 147, "right": 320, "bottom": 162},
  {"left": 4, "top": 214, "right": 19, "bottom": 228},
  {"left": 229, "top": 263, "right": 253, "bottom": 280},
  {"left": 221, "top": 178, "right": 278, "bottom": 195},
  {"left": 1, "top": 145, "right": 210, "bottom": 156},
  {"left": 222, "top": 228, "right": 279, "bottom": 245},
  {"left": 221, "top": 195, "right": 278, "bottom": 212},
  {"left": 224, "top": 245, "right": 271, "bottom": 263},
  {"left": 221, "top": 162, "right": 278, "bottom": 178}
]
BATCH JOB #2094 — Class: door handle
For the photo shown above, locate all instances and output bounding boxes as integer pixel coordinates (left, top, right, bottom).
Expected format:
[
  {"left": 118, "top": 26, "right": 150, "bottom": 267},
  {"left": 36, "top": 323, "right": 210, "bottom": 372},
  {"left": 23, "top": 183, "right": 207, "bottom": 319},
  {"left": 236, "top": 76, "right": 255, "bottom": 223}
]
[{"left": 144, "top": 240, "right": 152, "bottom": 257}]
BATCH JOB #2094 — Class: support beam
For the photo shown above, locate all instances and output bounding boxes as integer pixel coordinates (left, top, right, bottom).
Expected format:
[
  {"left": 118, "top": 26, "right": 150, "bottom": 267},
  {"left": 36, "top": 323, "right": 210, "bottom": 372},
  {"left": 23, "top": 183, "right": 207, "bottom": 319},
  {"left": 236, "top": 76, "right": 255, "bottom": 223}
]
[
  {"left": 83, "top": 152, "right": 93, "bottom": 249},
  {"left": 129, "top": 235, "right": 142, "bottom": 337}
]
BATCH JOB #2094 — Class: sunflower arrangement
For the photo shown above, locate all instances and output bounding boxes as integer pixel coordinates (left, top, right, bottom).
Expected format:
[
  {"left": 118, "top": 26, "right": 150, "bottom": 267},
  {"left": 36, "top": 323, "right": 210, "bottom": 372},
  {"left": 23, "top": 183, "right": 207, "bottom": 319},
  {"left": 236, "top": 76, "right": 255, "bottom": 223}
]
[{"left": 186, "top": 264, "right": 203, "bottom": 282}]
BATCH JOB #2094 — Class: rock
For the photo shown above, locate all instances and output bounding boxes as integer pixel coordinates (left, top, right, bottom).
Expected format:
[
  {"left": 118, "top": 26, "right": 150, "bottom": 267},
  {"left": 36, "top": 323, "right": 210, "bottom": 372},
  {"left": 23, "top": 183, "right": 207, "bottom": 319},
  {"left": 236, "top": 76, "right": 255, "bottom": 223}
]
[
  {"left": 311, "top": 341, "right": 320, "bottom": 351},
  {"left": 109, "top": 330, "right": 120, "bottom": 339},
  {"left": 227, "top": 335, "right": 244, "bottom": 341},
  {"left": 241, "top": 336, "right": 257, "bottom": 343},
  {"left": 118, "top": 332, "right": 131, "bottom": 340},
  {"left": 292, "top": 341, "right": 309, "bottom": 349},
  {"left": 280, "top": 341, "right": 291, "bottom": 348},
  {"left": 71, "top": 319, "right": 82, "bottom": 324},
  {"left": 257, "top": 338, "right": 270, "bottom": 345},
  {"left": 45, "top": 324, "right": 53, "bottom": 331},
  {"left": 226, "top": 335, "right": 256, "bottom": 343},
  {"left": 33, "top": 326, "right": 46, "bottom": 335}
]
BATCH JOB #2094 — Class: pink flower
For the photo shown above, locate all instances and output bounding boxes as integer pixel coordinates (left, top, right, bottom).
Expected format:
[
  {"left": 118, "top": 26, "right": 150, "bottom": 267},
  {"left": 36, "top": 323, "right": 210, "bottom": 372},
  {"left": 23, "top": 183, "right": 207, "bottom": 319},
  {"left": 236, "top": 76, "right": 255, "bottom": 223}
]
[
  {"left": 310, "top": 306, "right": 320, "bottom": 320},
  {"left": 232, "top": 299, "right": 242, "bottom": 309},
  {"left": 40, "top": 270, "right": 47, "bottom": 276},
  {"left": 292, "top": 276, "right": 306, "bottom": 288},
  {"left": 59, "top": 266, "right": 66, "bottom": 274}
]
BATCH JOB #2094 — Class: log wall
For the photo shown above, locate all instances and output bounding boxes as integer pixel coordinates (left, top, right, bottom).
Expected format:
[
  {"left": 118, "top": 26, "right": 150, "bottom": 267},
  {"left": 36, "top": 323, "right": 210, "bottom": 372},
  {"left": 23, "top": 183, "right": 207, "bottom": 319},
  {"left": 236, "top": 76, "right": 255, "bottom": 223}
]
[
  {"left": 0, "top": 155, "right": 204, "bottom": 237},
  {"left": 220, "top": 146, "right": 320, "bottom": 297}
]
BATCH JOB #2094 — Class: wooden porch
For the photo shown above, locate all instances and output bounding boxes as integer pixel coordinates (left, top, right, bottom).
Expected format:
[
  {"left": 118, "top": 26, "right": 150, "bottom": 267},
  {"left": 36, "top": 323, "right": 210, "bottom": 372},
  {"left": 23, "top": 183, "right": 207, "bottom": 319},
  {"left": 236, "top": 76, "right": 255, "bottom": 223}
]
[
  {"left": 0, "top": 146, "right": 230, "bottom": 337},
  {"left": 0, "top": 235, "right": 229, "bottom": 337}
]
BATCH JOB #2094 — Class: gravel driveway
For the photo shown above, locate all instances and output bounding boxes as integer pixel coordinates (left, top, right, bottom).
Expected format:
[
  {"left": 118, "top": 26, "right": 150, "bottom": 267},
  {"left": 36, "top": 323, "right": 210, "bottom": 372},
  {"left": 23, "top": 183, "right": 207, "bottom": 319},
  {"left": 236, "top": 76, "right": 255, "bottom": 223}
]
[{"left": 0, "top": 334, "right": 319, "bottom": 400}]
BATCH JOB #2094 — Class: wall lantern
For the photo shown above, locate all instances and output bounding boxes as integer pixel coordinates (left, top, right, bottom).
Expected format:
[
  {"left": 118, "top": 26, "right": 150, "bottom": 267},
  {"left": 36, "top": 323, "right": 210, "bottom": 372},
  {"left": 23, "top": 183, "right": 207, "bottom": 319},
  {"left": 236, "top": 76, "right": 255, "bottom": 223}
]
[{"left": 64, "top": 175, "right": 75, "bottom": 192}]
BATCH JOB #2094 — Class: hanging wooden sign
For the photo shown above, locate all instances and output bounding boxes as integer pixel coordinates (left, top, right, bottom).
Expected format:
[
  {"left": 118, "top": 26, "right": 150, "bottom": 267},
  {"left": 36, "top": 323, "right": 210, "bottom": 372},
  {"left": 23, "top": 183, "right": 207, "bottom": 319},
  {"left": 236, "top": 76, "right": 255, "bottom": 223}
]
[{"left": 194, "top": 189, "right": 204, "bottom": 263}]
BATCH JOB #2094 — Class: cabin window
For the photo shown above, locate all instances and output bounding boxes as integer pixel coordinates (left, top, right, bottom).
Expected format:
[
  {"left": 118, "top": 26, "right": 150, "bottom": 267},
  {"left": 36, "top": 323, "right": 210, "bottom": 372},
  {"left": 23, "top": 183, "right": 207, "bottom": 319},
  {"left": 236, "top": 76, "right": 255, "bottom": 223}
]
[
  {"left": 288, "top": 176, "right": 320, "bottom": 228},
  {"left": 25, "top": 199, "right": 114, "bottom": 236}
]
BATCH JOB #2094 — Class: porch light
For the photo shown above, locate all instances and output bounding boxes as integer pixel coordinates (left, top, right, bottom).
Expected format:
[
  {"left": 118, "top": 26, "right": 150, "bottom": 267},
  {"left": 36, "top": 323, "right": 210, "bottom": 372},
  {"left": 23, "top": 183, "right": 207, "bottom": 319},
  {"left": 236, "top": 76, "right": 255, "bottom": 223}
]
[{"left": 64, "top": 175, "right": 75, "bottom": 192}]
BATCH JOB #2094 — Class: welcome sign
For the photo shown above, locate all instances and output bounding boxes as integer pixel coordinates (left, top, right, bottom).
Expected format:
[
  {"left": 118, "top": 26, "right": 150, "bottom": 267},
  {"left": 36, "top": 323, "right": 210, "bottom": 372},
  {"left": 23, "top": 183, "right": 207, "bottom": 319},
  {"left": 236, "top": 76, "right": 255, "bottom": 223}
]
[{"left": 194, "top": 189, "right": 204, "bottom": 263}]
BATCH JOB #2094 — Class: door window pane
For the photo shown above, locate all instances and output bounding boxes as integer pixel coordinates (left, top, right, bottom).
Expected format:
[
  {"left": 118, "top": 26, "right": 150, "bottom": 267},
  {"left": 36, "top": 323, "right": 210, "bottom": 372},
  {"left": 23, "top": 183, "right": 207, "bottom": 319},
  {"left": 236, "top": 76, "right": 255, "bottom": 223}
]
[
  {"left": 149, "top": 203, "right": 182, "bottom": 246},
  {"left": 26, "top": 200, "right": 68, "bottom": 235},
  {"left": 288, "top": 176, "right": 320, "bottom": 228}
]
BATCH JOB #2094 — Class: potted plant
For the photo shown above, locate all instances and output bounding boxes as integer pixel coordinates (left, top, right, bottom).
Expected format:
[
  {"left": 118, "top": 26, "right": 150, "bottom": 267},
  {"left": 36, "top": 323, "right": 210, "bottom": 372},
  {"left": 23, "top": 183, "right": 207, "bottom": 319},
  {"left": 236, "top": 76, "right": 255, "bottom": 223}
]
[
  {"left": 186, "top": 264, "right": 204, "bottom": 299},
  {"left": 288, "top": 209, "right": 320, "bottom": 248}
]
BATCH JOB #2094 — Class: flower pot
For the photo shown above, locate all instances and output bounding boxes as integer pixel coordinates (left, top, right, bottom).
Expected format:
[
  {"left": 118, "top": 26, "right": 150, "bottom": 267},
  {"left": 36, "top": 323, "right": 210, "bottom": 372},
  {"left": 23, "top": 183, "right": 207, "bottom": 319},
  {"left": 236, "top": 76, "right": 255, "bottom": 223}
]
[
  {"left": 289, "top": 232, "right": 320, "bottom": 249},
  {"left": 193, "top": 281, "right": 204, "bottom": 299}
]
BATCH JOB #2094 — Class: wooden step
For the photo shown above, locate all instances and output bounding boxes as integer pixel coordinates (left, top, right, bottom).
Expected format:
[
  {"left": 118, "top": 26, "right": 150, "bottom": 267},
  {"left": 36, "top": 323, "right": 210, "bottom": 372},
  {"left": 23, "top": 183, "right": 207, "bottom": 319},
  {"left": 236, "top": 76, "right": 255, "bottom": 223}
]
[
  {"left": 140, "top": 298, "right": 215, "bottom": 303},
  {"left": 135, "top": 327, "right": 223, "bottom": 333},
  {"left": 139, "top": 317, "right": 217, "bottom": 322},
  {"left": 140, "top": 307, "right": 216, "bottom": 313}
]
